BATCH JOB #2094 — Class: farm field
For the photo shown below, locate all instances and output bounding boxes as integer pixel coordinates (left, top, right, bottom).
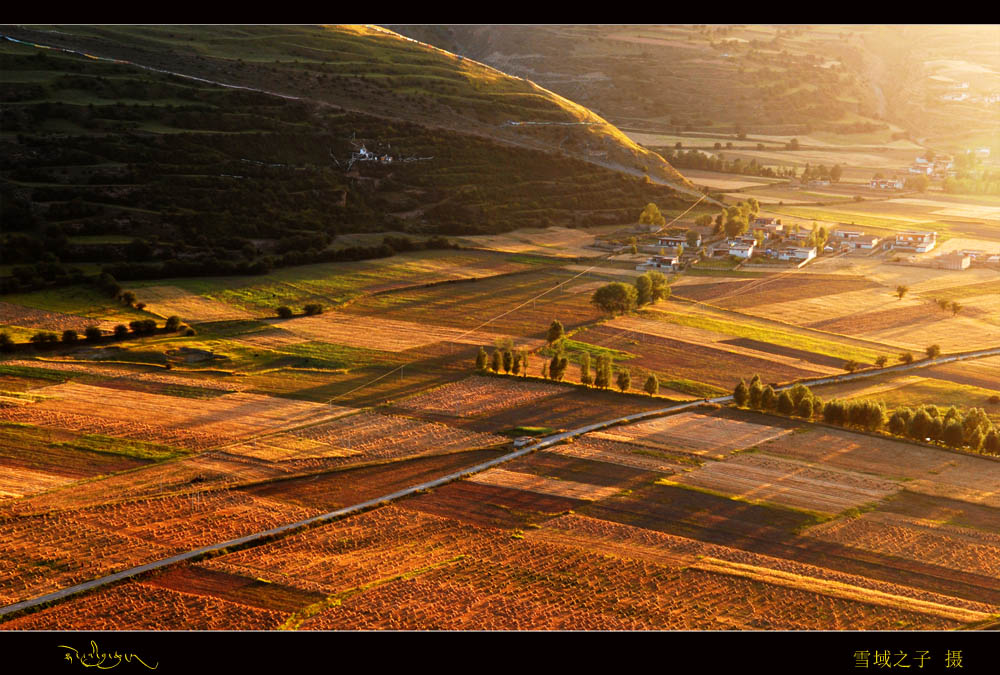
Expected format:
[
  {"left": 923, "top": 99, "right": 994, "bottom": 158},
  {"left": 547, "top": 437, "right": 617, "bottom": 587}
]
[
  {"left": 756, "top": 427, "right": 1000, "bottom": 508},
  {"left": 589, "top": 409, "right": 798, "bottom": 459},
  {"left": 36, "top": 505, "right": 964, "bottom": 631}
]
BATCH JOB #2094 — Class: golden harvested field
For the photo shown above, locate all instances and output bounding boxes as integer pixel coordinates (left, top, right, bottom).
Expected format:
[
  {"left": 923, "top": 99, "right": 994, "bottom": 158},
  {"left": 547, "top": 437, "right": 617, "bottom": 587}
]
[
  {"left": 545, "top": 438, "right": 697, "bottom": 475},
  {"left": 0, "top": 489, "right": 319, "bottom": 606},
  {"left": 0, "top": 301, "right": 96, "bottom": 332},
  {"left": 671, "top": 453, "right": 901, "bottom": 514},
  {"left": 457, "top": 226, "right": 602, "bottom": 258},
  {"left": 1, "top": 359, "right": 246, "bottom": 391},
  {"left": 135, "top": 285, "right": 255, "bottom": 322},
  {"left": 805, "top": 512, "right": 1000, "bottom": 580},
  {"left": 0, "top": 465, "right": 77, "bottom": 500},
  {"left": 465, "top": 468, "right": 622, "bottom": 501},
  {"left": 606, "top": 315, "right": 844, "bottom": 374},
  {"left": 593, "top": 411, "right": 796, "bottom": 459},
  {"left": 277, "top": 312, "right": 544, "bottom": 352},
  {"left": 0, "top": 582, "right": 287, "bottom": 631},
  {"left": 924, "top": 355, "right": 1000, "bottom": 391},
  {"left": 0, "top": 382, "right": 354, "bottom": 450},
  {"left": 1, "top": 452, "right": 291, "bottom": 516},
  {"left": 758, "top": 428, "right": 1000, "bottom": 507},
  {"left": 394, "top": 375, "right": 566, "bottom": 418},
  {"left": 234, "top": 411, "right": 508, "bottom": 464}
]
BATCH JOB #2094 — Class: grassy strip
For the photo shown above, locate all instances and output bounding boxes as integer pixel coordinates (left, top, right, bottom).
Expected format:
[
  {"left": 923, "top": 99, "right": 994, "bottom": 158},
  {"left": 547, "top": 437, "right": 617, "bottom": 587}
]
[
  {"left": 0, "top": 364, "right": 71, "bottom": 382},
  {"left": 646, "top": 308, "right": 885, "bottom": 363},
  {"left": 660, "top": 378, "right": 728, "bottom": 398},
  {"left": 55, "top": 433, "right": 189, "bottom": 462}
]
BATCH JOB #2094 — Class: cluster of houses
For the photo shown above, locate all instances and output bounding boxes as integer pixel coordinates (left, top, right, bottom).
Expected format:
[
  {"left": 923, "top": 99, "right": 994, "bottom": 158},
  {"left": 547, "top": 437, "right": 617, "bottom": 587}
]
[
  {"left": 632, "top": 217, "right": 953, "bottom": 273},
  {"left": 869, "top": 177, "right": 905, "bottom": 190},
  {"left": 908, "top": 155, "right": 955, "bottom": 178}
]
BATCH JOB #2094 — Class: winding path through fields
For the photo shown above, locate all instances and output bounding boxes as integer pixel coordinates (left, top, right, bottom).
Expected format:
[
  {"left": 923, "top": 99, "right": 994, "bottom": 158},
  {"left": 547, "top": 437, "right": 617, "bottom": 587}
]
[{"left": 2, "top": 344, "right": 999, "bottom": 620}]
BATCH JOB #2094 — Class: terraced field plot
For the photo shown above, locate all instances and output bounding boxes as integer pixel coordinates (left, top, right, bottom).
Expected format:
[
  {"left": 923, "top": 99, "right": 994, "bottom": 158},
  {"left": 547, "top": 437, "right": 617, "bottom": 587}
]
[
  {"left": 757, "top": 427, "right": 1000, "bottom": 507},
  {"left": 0, "top": 382, "right": 354, "bottom": 450},
  {"left": 466, "top": 468, "right": 623, "bottom": 501},
  {"left": 393, "top": 376, "right": 566, "bottom": 418},
  {"left": 240, "top": 449, "right": 506, "bottom": 512},
  {"left": 671, "top": 452, "right": 901, "bottom": 514},
  {"left": 277, "top": 312, "right": 543, "bottom": 352},
  {"left": 573, "top": 324, "right": 824, "bottom": 390},
  {"left": 134, "top": 285, "right": 255, "bottom": 323},
  {"left": 672, "top": 275, "right": 880, "bottom": 309},
  {"left": 546, "top": 437, "right": 699, "bottom": 475},
  {"left": 804, "top": 512, "right": 1000, "bottom": 579},
  {"left": 0, "top": 582, "right": 288, "bottom": 631},
  {"left": 344, "top": 269, "right": 608, "bottom": 334},
  {"left": 593, "top": 411, "right": 796, "bottom": 459}
]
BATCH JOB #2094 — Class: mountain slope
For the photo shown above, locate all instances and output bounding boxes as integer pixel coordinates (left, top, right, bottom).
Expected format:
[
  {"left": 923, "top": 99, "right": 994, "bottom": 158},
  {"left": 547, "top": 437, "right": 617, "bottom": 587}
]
[{"left": 1, "top": 25, "right": 705, "bottom": 292}]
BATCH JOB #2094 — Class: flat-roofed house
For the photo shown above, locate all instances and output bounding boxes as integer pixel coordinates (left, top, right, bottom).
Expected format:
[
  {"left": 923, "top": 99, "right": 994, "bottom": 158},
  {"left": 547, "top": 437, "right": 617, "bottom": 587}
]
[
  {"left": 777, "top": 246, "right": 817, "bottom": 263},
  {"left": 636, "top": 254, "right": 679, "bottom": 271},
  {"left": 893, "top": 231, "right": 937, "bottom": 253},
  {"left": 728, "top": 240, "right": 756, "bottom": 259}
]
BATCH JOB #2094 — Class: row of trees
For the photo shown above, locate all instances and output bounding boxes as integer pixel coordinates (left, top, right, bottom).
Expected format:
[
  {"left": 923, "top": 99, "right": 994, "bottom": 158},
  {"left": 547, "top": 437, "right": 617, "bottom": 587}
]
[
  {"left": 276, "top": 304, "right": 323, "bottom": 319},
  {"left": 591, "top": 270, "right": 670, "bottom": 316},
  {"left": 2, "top": 315, "right": 184, "bottom": 352},
  {"left": 733, "top": 375, "right": 1000, "bottom": 454}
]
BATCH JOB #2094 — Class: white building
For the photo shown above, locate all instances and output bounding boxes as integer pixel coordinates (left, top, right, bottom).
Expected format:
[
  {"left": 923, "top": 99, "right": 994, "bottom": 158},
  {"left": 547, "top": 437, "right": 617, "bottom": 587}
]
[
  {"left": 893, "top": 231, "right": 937, "bottom": 253},
  {"left": 777, "top": 246, "right": 817, "bottom": 262}
]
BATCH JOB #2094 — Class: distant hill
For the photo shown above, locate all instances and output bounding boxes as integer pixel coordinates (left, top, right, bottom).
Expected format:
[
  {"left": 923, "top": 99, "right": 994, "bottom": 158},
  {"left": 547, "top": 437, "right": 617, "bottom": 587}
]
[{"left": 0, "top": 25, "right": 703, "bottom": 292}]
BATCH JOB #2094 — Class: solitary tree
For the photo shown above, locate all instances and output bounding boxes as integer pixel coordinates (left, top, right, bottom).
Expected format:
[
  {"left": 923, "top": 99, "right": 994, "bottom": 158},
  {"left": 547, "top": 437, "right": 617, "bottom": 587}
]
[
  {"left": 936, "top": 298, "right": 950, "bottom": 311},
  {"left": 843, "top": 360, "right": 860, "bottom": 373},
  {"left": 0, "top": 332, "right": 13, "bottom": 353},
  {"left": 61, "top": 329, "right": 79, "bottom": 344},
  {"left": 120, "top": 291, "right": 136, "bottom": 306},
  {"left": 547, "top": 320, "right": 565, "bottom": 345},
  {"left": 830, "top": 164, "right": 843, "bottom": 183},
  {"left": 475, "top": 347, "right": 488, "bottom": 371},
  {"left": 276, "top": 306, "right": 293, "bottom": 319},
  {"left": 113, "top": 324, "right": 129, "bottom": 339},
  {"left": 591, "top": 283, "right": 638, "bottom": 316},
  {"left": 84, "top": 326, "right": 102, "bottom": 342},
  {"left": 165, "top": 316, "right": 181, "bottom": 332},
  {"left": 686, "top": 229, "right": 701, "bottom": 248},
  {"left": 303, "top": 304, "right": 323, "bottom": 316},
  {"left": 638, "top": 203, "right": 666, "bottom": 227},
  {"left": 490, "top": 350, "right": 502, "bottom": 373},
  {"left": 502, "top": 349, "right": 513, "bottom": 374},
  {"left": 512, "top": 351, "right": 523, "bottom": 376},
  {"left": 926, "top": 344, "right": 941, "bottom": 359},
  {"left": 895, "top": 285, "right": 909, "bottom": 300},
  {"left": 777, "top": 390, "right": 795, "bottom": 415},
  {"left": 594, "top": 355, "right": 613, "bottom": 389},
  {"left": 797, "top": 396, "right": 814, "bottom": 418},
  {"left": 899, "top": 352, "right": 914, "bottom": 365},
  {"left": 644, "top": 374, "right": 659, "bottom": 396},
  {"left": 950, "top": 301, "right": 962, "bottom": 316},
  {"left": 875, "top": 355, "right": 888, "bottom": 368},
  {"left": 616, "top": 368, "right": 631, "bottom": 393}
]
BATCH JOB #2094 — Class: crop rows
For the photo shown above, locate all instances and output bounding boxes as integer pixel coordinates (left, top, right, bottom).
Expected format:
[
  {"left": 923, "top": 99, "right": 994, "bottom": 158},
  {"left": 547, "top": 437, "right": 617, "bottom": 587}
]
[
  {"left": 283, "top": 411, "right": 507, "bottom": 463},
  {"left": 0, "top": 301, "right": 95, "bottom": 331},
  {"left": 0, "top": 360, "right": 246, "bottom": 391},
  {"left": 674, "top": 452, "right": 901, "bottom": 514},
  {"left": 805, "top": 512, "right": 1000, "bottom": 579},
  {"left": 466, "top": 468, "right": 622, "bottom": 501},
  {"left": 394, "top": 375, "right": 565, "bottom": 417},
  {"left": 279, "top": 311, "right": 543, "bottom": 353},
  {"left": 0, "top": 582, "right": 287, "bottom": 630},
  {"left": 596, "top": 411, "right": 794, "bottom": 458}
]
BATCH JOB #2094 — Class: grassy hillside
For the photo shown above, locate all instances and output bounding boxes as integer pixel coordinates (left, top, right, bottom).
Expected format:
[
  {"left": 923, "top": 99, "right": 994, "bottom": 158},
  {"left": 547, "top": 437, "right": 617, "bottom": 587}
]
[{"left": 0, "top": 25, "right": 697, "bottom": 292}]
